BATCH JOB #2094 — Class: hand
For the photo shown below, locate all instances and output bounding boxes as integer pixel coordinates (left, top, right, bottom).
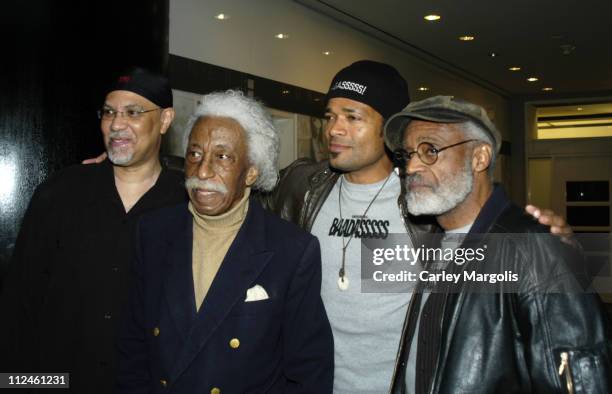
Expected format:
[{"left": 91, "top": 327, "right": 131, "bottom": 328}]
[
  {"left": 82, "top": 152, "right": 107, "bottom": 165},
  {"left": 525, "top": 205, "right": 572, "bottom": 235},
  {"left": 525, "top": 204, "right": 576, "bottom": 246}
]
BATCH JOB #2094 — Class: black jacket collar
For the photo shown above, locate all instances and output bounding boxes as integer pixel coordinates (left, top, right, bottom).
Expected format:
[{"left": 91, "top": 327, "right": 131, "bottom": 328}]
[{"left": 468, "top": 184, "right": 512, "bottom": 236}]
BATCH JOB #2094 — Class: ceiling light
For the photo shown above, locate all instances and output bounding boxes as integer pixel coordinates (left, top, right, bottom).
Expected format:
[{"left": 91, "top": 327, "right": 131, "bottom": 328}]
[
  {"left": 424, "top": 14, "right": 441, "bottom": 21},
  {"left": 214, "top": 13, "right": 229, "bottom": 20},
  {"left": 418, "top": 87, "right": 429, "bottom": 91},
  {"left": 275, "top": 33, "right": 289, "bottom": 39},
  {"left": 322, "top": 51, "right": 332, "bottom": 56},
  {"left": 489, "top": 52, "right": 498, "bottom": 58},
  {"left": 577, "top": 107, "right": 583, "bottom": 111},
  {"left": 508, "top": 66, "right": 521, "bottom": 71},
  {"left": 282, "top": 90, "right": 290, "bottom": 95},
  {"left": 527, "top": 77, "right": 539, "bottom": 82},
  {"left": 542, "top": 87, "right": 553, "bottom": 91},
  {"left": 458, "top": 35, "right": 475, "bottom": 41}
]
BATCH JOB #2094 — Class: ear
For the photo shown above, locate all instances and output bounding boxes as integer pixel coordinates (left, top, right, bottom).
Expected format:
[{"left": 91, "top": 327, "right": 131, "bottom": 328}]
[
  {"left": 159, "top": 108, "right": 175, "bottom": 135},
  {"left": 245, "top": 166, "right": 259, "bottom": 187},
  {"left": 472, "top": 143, "right": 492, "bottom": 174}
]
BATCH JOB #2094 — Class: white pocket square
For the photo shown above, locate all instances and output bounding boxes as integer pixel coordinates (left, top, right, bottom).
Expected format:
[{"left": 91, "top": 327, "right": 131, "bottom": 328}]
[{"left": 245, "top": 284, "right": 269, "bottom": 302}]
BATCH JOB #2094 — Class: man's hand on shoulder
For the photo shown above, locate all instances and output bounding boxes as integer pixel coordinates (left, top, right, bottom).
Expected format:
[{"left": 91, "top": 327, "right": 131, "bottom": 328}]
[
  {"left": 525, "top": 205, "right": 572, "bottom": 235},
  {"left": 82, "top": 152, "right": 107, "bottom": 165},
  {"left": 525, "top": 204, "right": 577, "bottom": 246}
]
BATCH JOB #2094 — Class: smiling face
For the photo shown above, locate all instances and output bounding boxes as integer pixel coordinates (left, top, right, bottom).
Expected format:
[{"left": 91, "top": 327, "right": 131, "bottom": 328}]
[
  {"left": 324, "top": 97, "right": 391, "bottom": 183},
  {"left": 101, "top": 90, "right": 173, "bottom": 167},
  {"left": 184, "top": 116, "right": 259, "bottom": 216},
  {"left": 402, "top": 120, "right": 475, "bottom": 216}
]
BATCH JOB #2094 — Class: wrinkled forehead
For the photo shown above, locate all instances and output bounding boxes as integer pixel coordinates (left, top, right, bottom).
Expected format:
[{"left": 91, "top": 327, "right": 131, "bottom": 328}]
[
  {"left": 402, "top": 120, "right": 464, "bottom": 147},
  {"left": 189, "top": 116, "right": 247, "bottom": 148}
]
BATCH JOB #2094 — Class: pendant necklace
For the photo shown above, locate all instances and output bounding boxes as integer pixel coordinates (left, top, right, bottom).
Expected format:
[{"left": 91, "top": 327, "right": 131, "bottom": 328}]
[{"left": 337, "top": 173, "right": 392, "bottom": 291}]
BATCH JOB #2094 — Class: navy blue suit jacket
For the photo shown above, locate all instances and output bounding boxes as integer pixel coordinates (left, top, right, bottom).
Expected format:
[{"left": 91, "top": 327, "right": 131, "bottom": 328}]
[{"left": 117, "top": 198, "right": 334, "bottom": 393}]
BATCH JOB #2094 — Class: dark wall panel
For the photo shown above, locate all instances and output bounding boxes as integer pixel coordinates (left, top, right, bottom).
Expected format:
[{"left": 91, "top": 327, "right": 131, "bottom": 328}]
[
  {"left": 169, "top": 55, "right": 326, "bottom": 118},
  {"left": 0, "top": 0, "right": 169, "bottom": 281}
]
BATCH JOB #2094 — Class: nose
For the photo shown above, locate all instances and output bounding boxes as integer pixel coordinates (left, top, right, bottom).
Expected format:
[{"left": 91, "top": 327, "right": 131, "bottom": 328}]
[
  {"left": 109, "top": 113, "right": 128, "bottom": 131},
  {"left": 326, "top": 117, "right": 346, "bottom": 138},
  {"left": 197, "top": 154, "right": 215, "bottom": 180},
  {"left": 406, "top": 154, "right": 426, "bottom": 176}
]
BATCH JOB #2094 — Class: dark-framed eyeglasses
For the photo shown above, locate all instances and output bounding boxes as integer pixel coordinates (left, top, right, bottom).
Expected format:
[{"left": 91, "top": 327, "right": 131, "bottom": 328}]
[
  {"left": 97, "top": 107, "right": 160, "bottom": 120},
  {"left": 394, "top": 139, "right": 478, "bottom": 166}
]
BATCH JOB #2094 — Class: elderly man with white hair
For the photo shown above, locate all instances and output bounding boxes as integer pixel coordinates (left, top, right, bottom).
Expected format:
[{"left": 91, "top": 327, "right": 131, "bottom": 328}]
[{"left": 116, "top": 90, "right": 334, "bottom": 394}]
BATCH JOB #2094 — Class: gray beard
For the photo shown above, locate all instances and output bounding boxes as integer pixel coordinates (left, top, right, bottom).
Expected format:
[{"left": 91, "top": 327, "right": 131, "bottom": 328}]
[
  {"left": 107, "top": 149, "right": 133, "bottom": 165},
  {"left": 405, "top": 158, "right": 474, "bottom": 216},
  {"left": 106, "top": 130, "right": 135, "bottom": 165}
]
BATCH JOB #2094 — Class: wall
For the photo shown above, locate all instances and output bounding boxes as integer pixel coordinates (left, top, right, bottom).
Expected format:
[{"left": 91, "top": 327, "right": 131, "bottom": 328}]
[
  {"left": 169, "top": 0, "right": 511, "bottom": 140},
  {"left": 510, "top": 93, "right": 612, "bottom": 206}
]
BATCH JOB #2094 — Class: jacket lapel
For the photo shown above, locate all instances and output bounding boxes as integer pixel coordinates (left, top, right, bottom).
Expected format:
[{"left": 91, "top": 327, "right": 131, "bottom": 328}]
[
  {"left": 433, "top": 185, "right": 513, "bottom": 390},
  {"left": 170, "top": 199, "right": 273, "bottom": 380},
  {"left": 162, "top": 207, "right": 197, "bottom": 339}
]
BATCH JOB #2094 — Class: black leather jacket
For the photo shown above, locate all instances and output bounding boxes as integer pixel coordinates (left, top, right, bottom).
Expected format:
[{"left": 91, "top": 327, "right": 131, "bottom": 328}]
[
  {"left": 259, "top": 161, "right": 611, "bottom": 393},
  {"left": 391, "top": 186, "right": 611, "bottom": 393}
]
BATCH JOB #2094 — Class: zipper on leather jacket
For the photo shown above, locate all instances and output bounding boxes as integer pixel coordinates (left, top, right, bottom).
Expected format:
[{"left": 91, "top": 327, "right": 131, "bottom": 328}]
[
  {"left": 558, "top": 351, "right": 575, "bottom": 394},
  {"left": 388, "top": 285, "right": 418, "bottom": 394},
  {"left": 299, "top": 190, "right": 310, "bottom": 229}
]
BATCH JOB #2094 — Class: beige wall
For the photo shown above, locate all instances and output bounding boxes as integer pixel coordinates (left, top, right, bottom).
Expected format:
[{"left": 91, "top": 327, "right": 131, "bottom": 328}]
[
  {"left": 527, "top": 158, "right": 552, "bottom": 208},
  {"left": 170, "top": 0, "right": 510, "bottom": 139}
]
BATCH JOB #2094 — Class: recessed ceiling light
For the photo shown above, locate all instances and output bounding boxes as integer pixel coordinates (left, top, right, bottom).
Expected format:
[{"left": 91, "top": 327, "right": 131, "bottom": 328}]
[
  {"left": 527, "top": 77, "right": 539, "bottom": 82},
  {"left": 508, "top": 66, "right": 521, "bottom": 71},
  {"left": 458, "top": 35, "right": 475, "bottom": 41},
  {"left": 577, "top": 107, "right": 583, "bottom": 111},
  {"left": 542, "top": 87, "right": 553, "bottom": 91},
  {"left": 322, "top": 51, "right": 332, "bottom": 56},
  {"left": 215, "top": 13, "right": 229, "bottom": 20},
  {"left": 489, "top": 52, "right": 499, "bottom": 58},
  {"left": 424, "top": 14, "right": 441, "bottom": 21},
  {"left": 418, "top": 87, "right": 429, "bottom": 91},
  {"left": 275, "top": 33, "right": 289, "bottom": 39}
]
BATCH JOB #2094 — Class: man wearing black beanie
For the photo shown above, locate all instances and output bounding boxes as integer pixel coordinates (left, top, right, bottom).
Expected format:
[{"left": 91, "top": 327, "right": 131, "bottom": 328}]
[
  {"left": 263, "top": 60, "right": 570, "bottom": 393},
  {"left": 263, "top": 59, "right": 428, "bottom": 393},
  {"left": 0, "top": 67, "right": 187, "bottom": 393}
]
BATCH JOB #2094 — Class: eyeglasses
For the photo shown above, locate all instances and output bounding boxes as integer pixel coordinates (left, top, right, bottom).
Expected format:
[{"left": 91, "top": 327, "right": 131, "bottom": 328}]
[
  {"left": 97, "top": 107, "right": 160, "bottom": 120},
  {"left": 394, "top": 139, "right": 477, "bottom": 166}
]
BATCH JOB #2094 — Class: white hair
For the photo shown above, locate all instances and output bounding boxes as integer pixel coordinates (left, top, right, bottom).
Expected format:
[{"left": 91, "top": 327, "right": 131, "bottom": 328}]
[
  {"left": 460, "top": 121, "right": 497, "bottom": 175},
  {"left": 184, "top": 90, "right": 280, "bottom": 191}
]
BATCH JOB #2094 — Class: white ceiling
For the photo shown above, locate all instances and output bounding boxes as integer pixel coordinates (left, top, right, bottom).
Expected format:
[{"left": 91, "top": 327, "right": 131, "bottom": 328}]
[{"left": 296, "top": 0, "right": 612, "bottom": 96}]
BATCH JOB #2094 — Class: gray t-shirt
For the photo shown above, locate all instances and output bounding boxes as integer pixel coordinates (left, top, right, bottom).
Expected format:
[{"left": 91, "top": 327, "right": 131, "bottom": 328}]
[{"left": 311, "top": 172, "right": 412, "bottom": 394}]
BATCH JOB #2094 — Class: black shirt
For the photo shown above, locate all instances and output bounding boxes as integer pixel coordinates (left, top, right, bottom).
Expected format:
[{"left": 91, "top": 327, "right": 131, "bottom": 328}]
[{"left": 0, "top": 161, "right": 186, "bottom": 393}]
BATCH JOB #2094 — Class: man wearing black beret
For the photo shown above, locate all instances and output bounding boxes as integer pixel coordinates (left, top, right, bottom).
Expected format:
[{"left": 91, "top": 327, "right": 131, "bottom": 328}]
[{"left": 0, "top": 68, "right": 187, "bottom": 393}]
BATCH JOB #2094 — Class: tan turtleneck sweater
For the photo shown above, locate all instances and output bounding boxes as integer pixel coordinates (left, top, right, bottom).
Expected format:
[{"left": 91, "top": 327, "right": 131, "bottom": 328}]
[{"left": 188, "top": 188, "right": 250, "bottom": 311}]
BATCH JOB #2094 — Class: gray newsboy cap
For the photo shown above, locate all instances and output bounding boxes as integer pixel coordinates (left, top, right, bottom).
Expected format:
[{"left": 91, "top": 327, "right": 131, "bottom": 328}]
[{"left": 384, "top": 95, "right": 502, "bottom": 153}]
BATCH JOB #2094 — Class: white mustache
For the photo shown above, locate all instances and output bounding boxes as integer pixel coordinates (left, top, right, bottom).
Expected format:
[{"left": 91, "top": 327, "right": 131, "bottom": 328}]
[
  {"left": 185, "top": 177, "right": 228, "bottom": 194},
  {"left": 406, "top": 173, "right": 427, "bottom": 187}
]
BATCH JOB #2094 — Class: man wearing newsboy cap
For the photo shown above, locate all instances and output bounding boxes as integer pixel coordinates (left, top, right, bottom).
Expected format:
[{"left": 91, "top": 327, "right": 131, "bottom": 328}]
[{"left": 383, "top": 95, "right": 611, "bottom": 394}]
